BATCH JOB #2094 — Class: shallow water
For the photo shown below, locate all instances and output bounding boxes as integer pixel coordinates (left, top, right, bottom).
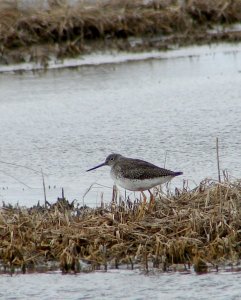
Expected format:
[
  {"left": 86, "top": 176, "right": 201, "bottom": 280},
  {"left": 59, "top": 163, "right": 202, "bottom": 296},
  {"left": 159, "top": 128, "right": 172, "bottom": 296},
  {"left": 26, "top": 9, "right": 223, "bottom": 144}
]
[
  {"left": 1, "top": 43, "right": 241, "bottom": 298},
  {"left": 0, "top": 43, "right": 241, "bottom": 206},
  {"left": 1, "top": 269, "right": 241, "bottom": 300}
]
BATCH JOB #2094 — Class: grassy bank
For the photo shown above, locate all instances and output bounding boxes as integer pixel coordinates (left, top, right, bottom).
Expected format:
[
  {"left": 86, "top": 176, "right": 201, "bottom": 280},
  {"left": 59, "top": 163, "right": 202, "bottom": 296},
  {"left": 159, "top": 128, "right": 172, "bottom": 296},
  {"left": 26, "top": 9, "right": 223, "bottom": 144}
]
[
  {"left": 0, "top": 0, "right": 241, "bottom": 66},
  {"left": 0, "top": 178, "right": 241, "bottom": 274}
]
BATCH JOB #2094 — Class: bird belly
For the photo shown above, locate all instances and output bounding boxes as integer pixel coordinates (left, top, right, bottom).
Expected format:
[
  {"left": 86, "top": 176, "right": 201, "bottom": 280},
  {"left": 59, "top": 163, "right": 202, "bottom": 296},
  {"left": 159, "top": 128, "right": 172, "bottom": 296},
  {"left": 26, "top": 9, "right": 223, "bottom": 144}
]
[{"left": 113, "top": 176, "right": 173, "bottom": 191}]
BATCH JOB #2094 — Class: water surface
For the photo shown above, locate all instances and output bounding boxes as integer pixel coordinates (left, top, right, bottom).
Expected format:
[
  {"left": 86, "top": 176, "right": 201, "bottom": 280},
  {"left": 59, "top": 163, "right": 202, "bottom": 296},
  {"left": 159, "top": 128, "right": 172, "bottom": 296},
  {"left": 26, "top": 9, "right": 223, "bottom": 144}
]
[
  {"left": 1, "top": 43, "right": 241, "bottom": 299},
  {"left": 0, "top": 43, "right": 241, "bottom": 206},
  {"left": 1, "top": 269, "right": 241, "bottom": 300}
]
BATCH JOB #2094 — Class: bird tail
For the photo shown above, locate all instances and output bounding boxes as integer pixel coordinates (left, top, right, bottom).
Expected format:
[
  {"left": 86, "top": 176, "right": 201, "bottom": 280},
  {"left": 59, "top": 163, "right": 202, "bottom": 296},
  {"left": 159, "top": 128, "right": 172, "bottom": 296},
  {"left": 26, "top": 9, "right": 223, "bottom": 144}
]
[{"left": 174, "top": 171, "right": 183, "bottom": 176}]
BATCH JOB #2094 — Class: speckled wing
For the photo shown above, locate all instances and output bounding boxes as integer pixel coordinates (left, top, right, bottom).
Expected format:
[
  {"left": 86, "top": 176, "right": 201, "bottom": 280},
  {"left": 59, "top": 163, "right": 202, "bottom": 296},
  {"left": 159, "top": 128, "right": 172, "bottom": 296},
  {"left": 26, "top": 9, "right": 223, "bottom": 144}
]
[{"left": 114, "top": 158, "right": 177, "bottom": 180}]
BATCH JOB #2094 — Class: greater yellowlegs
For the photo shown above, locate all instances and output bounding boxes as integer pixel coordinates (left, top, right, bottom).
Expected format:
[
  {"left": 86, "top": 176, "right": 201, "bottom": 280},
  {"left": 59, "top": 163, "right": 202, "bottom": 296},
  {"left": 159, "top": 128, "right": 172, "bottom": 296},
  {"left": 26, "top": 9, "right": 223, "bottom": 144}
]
[{"left": 87, "top": 154, "right": 183, "bottom": 197}]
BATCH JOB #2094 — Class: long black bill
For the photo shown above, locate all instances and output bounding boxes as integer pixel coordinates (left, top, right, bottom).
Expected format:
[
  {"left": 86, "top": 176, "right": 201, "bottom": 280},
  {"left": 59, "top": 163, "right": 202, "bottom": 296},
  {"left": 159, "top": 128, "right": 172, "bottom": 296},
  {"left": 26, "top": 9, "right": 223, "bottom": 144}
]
[{"left": 86, "top": 162, "right": 106, "bottom": 172}]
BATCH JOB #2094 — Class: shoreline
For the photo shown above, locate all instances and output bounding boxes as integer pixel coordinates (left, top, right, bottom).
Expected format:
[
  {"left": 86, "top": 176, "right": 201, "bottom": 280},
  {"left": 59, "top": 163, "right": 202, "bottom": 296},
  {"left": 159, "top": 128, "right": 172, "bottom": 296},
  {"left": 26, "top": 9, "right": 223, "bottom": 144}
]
[
  {"left": 1, "top": 41, "right": 241, "bottom": 73},
  {"left": 1, "top": 0, "right": 241, "bottom": 68},
  {"left": 1, "top": 178, "right": 240, "bottom": 274}
]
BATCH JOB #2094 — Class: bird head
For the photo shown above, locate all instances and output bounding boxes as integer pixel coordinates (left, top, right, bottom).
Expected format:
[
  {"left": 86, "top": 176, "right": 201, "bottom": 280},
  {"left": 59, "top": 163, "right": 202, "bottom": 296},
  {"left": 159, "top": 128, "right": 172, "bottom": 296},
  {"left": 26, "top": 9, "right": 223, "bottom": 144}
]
[{"left": 86, "top": 153, "right": 122, "bottom": 171}]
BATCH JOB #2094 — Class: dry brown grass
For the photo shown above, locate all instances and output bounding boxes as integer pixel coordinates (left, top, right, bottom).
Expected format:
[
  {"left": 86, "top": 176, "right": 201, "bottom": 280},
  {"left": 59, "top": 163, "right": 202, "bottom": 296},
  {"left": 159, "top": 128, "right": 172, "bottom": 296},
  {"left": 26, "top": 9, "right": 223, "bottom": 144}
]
[
  {"left": 0, "top": 178, "right": 241, "bottom": 274},
  {"left": 0, "top": 0, "right": 241, "bottom": 65}
]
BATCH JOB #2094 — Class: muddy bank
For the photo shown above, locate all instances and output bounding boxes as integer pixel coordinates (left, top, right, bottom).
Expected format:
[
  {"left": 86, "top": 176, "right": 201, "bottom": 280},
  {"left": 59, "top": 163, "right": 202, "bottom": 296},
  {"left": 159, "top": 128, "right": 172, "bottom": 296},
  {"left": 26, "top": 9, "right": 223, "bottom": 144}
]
[
  {"left": 1, "top": 0, "right": 241, "bottom": 66},
  {"left": 0, "top": 179, "right": 241, "bottom": 274}
]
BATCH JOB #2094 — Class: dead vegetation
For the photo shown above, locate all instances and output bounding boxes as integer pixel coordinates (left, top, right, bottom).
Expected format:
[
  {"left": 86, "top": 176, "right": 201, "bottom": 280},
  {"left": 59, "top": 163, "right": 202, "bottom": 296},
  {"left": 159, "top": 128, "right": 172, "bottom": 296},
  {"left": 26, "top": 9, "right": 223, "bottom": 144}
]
[
  {"left": 0, "top": 0, "right": 241, "bottom": 65},
  {"left": 0, "top": 178, "right": 241, "bottom": 274}
]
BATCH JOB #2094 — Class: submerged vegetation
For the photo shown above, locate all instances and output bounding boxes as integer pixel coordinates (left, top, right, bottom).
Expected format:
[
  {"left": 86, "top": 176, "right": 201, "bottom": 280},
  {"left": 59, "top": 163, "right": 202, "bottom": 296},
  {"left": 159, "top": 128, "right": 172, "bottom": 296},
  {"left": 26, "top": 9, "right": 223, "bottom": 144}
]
[
  {"left": 0, "top": 178, "right": 241, "bottom": 274},
  {"left": 0, "top": 0, "right": 241, "bottom": 65}
]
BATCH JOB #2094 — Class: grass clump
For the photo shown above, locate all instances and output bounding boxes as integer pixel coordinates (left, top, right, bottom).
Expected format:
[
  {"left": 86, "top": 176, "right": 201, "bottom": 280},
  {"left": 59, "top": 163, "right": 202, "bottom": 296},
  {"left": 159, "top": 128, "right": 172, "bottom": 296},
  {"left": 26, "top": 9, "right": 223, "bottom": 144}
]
[{"left": 0, "top": 178, "right": 241, "bottom": 274}]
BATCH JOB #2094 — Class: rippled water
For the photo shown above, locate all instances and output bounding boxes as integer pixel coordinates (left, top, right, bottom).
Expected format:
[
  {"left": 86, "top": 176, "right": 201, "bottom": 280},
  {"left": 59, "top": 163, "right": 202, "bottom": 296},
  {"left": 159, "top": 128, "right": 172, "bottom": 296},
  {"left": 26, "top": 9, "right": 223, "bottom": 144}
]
[
  {"left": 0, "top": 43, "right": 241, "bottom": 206},
  {"left": 1, "top": 269, "right": 241, "bottom": 300},
  {"left": 1, "top": 43, "right": 241, "bottom": 299}
]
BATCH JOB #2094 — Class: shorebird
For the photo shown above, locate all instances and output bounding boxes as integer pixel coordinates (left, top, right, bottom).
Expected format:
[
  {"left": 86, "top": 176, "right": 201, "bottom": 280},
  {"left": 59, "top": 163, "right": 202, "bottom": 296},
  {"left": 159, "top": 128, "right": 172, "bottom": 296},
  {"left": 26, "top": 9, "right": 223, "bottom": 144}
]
[{"left": 87, "top": 154, "right": 183, "bottom": 200}]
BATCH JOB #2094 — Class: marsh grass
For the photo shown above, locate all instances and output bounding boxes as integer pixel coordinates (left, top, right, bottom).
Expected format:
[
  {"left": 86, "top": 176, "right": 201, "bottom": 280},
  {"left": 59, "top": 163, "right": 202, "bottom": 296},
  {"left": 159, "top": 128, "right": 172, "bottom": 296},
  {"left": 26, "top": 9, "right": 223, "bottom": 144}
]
[
  {"left": 1, "top": 0, "right": 241, "bottom": 65},
  {"left": 0, "top": 178, "right": 241, "bottom": 274}
]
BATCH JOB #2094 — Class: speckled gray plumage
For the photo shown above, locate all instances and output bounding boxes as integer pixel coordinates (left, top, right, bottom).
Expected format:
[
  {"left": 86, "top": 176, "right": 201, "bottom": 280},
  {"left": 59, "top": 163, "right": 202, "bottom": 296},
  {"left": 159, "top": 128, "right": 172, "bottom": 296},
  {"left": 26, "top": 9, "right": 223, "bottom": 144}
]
[{"left": 111, "top": 156, "right": 182, "bottom": 180}]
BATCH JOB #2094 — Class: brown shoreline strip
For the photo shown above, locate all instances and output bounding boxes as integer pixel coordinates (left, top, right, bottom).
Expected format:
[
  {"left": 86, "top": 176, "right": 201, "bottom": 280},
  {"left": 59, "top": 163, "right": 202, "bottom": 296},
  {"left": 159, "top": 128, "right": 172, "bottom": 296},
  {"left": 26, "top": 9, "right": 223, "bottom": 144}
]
[
  {"left": 0, "top": 0, "right": 241, "bottom": 65},
  {"left": 0, "top": 178, "right": 241, "bottom": 274}
]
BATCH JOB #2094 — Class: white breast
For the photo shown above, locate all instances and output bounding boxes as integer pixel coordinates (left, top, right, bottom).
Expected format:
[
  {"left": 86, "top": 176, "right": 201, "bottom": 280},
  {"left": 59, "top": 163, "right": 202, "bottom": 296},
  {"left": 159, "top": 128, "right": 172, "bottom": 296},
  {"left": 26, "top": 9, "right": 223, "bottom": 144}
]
[{"left": 112, "top": 175, "right": 173, "bottom": 191}]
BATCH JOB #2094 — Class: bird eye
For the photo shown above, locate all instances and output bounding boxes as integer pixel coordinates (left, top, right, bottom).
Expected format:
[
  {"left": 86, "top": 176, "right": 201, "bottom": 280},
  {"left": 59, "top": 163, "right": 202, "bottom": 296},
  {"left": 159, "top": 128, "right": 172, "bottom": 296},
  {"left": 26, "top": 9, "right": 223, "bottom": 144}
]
[{"left": 110, "top": 157, "right": 114, "bottom": 161}]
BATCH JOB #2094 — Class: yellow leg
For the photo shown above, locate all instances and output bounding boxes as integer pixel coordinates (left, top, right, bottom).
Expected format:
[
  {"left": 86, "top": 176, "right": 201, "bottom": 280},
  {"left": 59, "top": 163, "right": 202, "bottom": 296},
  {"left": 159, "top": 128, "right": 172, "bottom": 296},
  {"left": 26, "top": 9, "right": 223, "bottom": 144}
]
[
  {"left": 141, "top": 191, "right": 147, "bottom": 203},
  {"left": 147, "top": 189, "right": 155, "bottom": 211},
  {"left": 148, "top": 189, "right": 154, "bottom": 203}
]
